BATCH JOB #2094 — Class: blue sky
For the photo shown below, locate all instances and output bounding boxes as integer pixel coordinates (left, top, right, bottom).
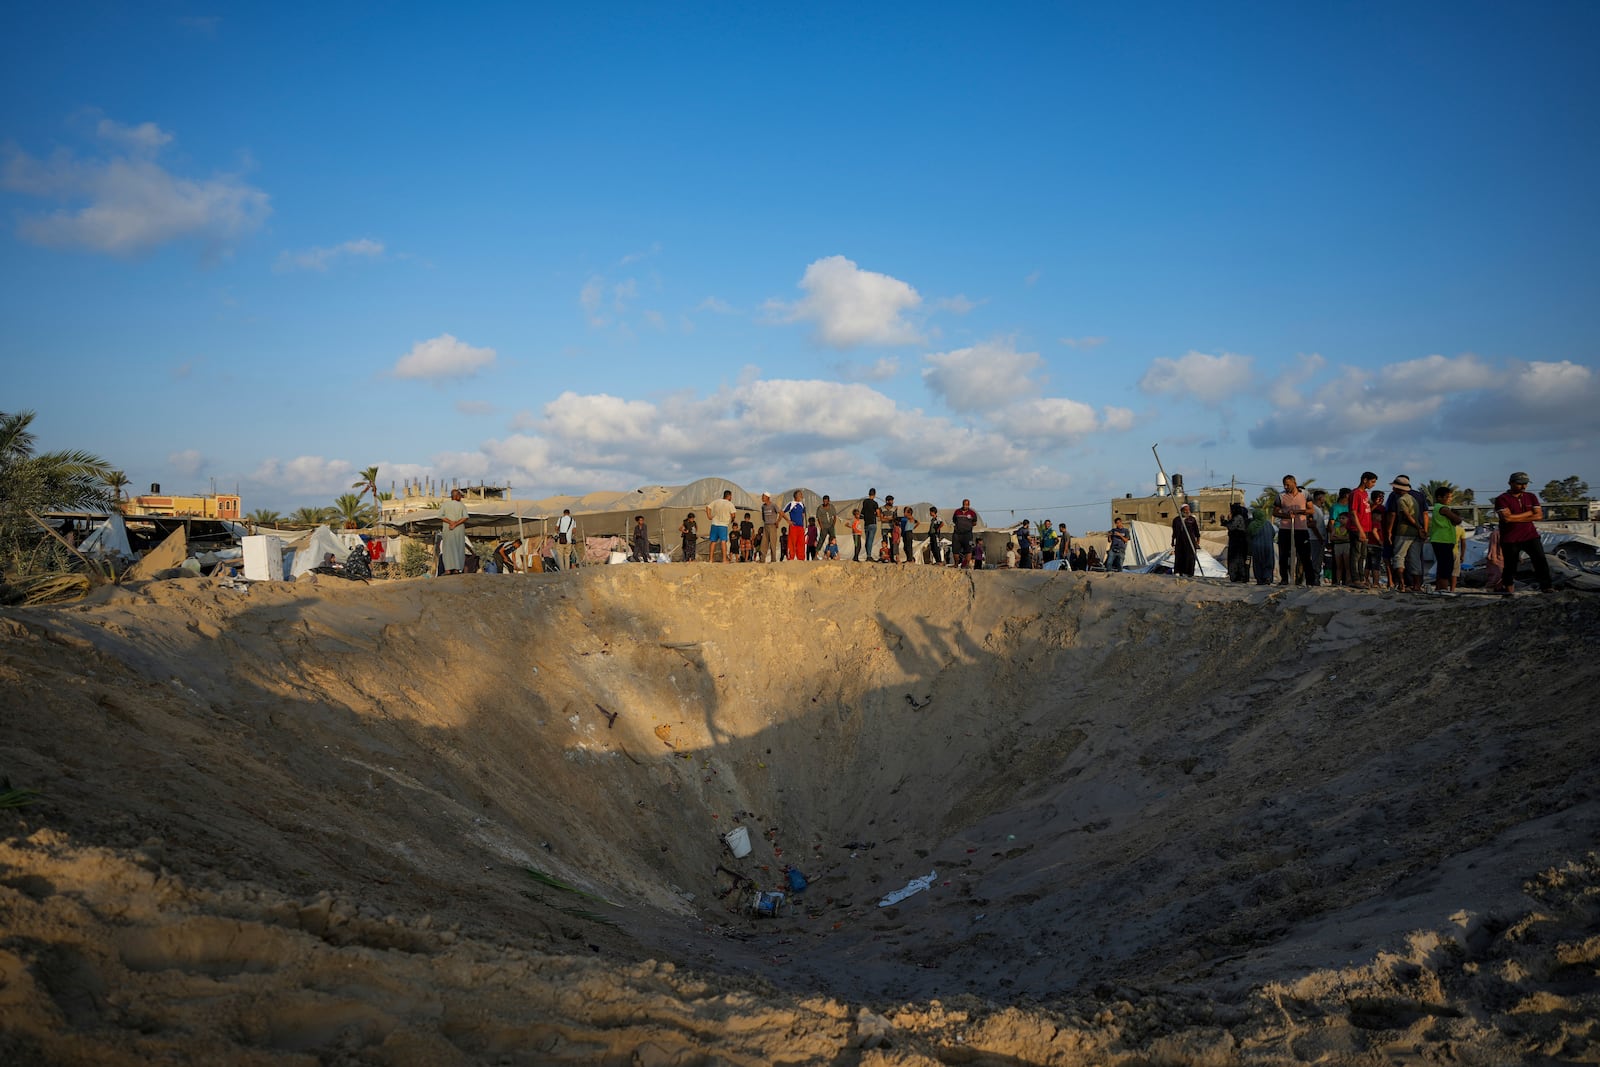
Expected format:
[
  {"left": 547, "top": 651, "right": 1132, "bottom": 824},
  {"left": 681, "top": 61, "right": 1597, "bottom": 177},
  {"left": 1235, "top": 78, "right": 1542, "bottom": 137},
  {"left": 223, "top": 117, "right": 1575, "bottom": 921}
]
[{"left": 4, "top": 3, "right": 1597, "bottom": 521}]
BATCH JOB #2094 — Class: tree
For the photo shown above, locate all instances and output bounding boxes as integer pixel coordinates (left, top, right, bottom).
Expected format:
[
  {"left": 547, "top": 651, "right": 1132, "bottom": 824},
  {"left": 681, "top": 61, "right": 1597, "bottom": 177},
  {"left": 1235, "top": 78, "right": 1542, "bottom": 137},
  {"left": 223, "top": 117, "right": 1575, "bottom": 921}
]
[
  {"left": 290, "top": 506, "right": 331, "bottom": 528},
  {"left": 102, "top": 469, "right": 131, "bottom": 510},
  {"left": 332, "top": 493, "right": 373, "bottom": 528},
  {"left": 1423, "top": 479, "right": 1459, "bottom": 505},
  {"left": 0, "top": 410, "right": 115, "bottom": 573},
  {"left": 353, "top": 465, "right": 381, "bottom": 512},
  {"left": 245, "top": 508, "right": 282, "bottom": 528},
  {"left": 1542, "top": 476, "right": 1590, "bottom": 502}
]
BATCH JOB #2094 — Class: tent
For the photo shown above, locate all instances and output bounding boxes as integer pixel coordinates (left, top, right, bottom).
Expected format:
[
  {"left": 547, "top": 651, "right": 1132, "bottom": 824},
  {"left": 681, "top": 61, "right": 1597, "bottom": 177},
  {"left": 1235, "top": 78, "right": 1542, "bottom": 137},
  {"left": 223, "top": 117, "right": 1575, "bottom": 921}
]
[
  {"left": 289, "top": 525, "right": 358, "bottom": 578},
  {"left": 1125, "top": 519, "right": 1228, "bottom": 578},
  {"left": 78, "top": 513, "right": 133, "bottom": 560}
]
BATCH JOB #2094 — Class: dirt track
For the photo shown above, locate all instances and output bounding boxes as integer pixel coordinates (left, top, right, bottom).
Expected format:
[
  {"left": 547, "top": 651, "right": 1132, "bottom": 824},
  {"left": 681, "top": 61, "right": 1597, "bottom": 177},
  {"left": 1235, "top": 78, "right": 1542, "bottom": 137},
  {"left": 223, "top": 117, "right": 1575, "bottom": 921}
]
[{"left": 2, "top": 566, "right": 1597, "bottom": 1064}]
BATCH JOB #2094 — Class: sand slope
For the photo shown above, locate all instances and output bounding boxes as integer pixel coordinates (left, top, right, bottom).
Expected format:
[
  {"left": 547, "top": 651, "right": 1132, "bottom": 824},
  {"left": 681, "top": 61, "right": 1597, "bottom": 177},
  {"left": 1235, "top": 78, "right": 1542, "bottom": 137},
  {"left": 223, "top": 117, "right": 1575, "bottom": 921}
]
[{"left": 1, "top": 566, "right": 1597, "bottom": 1064}]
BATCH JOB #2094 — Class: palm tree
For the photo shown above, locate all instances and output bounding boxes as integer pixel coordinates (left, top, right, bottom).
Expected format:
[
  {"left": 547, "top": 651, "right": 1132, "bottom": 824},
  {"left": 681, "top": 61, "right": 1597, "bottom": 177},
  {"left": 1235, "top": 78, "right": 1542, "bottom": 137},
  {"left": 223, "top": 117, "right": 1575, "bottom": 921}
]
[
  {"left": 1423, "top": 479, "right": 1459, "bottom": 505},
  {"left": 102, "top": 469, "right": 131, "bottom": 511},
  {"left": 1, "top": 409, "right": 115, "bottom": 571},
  {"left": 290, "top": 506, "right": 331, "bottom": 528},
  {"left": 245, "top": 508, "right": 283, "bottom": 528},
  {"left": 332, "top": 493, "right": 373, "bottom": 529},
  {"left": 352, "top": 466, "right": 381, "bottom": 516}
]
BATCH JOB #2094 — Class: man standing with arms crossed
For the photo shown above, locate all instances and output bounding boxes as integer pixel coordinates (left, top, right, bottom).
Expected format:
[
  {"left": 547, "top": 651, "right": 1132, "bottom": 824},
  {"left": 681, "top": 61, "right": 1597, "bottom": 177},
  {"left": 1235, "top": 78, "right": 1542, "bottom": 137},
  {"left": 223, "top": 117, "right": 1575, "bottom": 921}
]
[
  {"left": 859, "top": 489, "right": 880, "bottom": 563},
  {"left": 759, "top": 492, "right": 781, "bottom": 564},
  {"left": 705, "top": 490, "right": 736, "bottom": 564},
  {"left": 1495, "top": 471, "right": 1554, "bottom": 594},
  {"left": 951, "top": 498, "right": 978, "bottom": 568}
]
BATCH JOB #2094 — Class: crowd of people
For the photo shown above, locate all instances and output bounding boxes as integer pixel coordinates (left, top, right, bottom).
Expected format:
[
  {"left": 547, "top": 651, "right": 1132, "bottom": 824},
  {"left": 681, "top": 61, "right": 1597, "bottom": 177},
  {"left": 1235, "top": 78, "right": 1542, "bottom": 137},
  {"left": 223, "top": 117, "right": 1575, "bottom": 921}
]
[
  {"left": 1215, "top": 470, "right": 1555, "bottom": 595},
  {"left": 455, "top": 471, "right": 1558, "bottom": 596}
]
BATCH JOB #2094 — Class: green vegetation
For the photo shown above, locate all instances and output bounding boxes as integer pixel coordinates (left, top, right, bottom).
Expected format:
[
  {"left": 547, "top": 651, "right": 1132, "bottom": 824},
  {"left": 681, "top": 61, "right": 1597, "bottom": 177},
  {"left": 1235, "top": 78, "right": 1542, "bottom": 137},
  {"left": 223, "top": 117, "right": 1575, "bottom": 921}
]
[
  {"left": 332, "top": 493, "right": 373, "bottom": 528},
  {"left": 245, "top": 508, "right": 283, "bottom": 527},
  {"left": 399, "top": 539, "right": 431, "bottom": 578},
  {"left": 0, "top": 409, "right": 114, "bottom": 583},
  {"left": 1542, "top": 475, "right": 1590, "bottom": 502},
  {"left": 290, "top": 506, "right": 331, "bottom": 528}
]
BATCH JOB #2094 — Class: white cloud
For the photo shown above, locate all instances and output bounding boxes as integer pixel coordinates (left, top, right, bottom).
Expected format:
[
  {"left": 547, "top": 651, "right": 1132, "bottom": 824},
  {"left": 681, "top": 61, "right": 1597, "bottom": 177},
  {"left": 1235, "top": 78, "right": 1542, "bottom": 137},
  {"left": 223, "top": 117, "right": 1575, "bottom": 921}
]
[
  {"left": 1380, "top": 353, "right": 1496, "bottom": 393},
  {"left": 736, "top": 379, "right": 897, "bottom": 440},
  {"left": 95, "top": 118, "right": 172, "bottom": 153},
  {"left": 275, "top": 237, "right": 384, "bottom": 273},
  {"left": 168, "top": 448, "right": 205, "bottom": 476},
  {"left": 1004, "top": 397, "right": 1101, "bottom": 438},
  {"left": 1139, "top": 350, "right": 1255, "bottom": 406},
  {"left": 766, "top": 255, "right": 924, "bottom": 348},
  {"left": 922, "top": 339, "right": 1044, "bottom": 413},
  {"left": 936, "top": 294, "right": 979, "bottom": 314},
  {"left": 1103, "top": 406, "right": 1136, "bottom": 432},
  {"left": 695, "top": 296, "right": 735, "bottom": 315},
  {"left": 838, "top": 356, "right": 901, "bottom": 383},
  {"left": 1266, "top": 352, "right": 1327, "bottom": 408},
  {"left": 249, "top": 455, "right": 357, "bottom": 496},
  {"left": 392, "top": 334, "right": 496, "bottom": 381},
  {"left": 2, "top": 118, "right": 269, "bottom": 256}
]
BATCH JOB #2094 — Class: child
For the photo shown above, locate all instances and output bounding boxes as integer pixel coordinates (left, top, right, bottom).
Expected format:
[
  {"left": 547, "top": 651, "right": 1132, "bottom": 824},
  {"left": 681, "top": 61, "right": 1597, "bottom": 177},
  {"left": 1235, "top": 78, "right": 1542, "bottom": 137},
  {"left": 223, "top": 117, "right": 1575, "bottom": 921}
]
[
  {"left": 824, "top": 534, "right": 839, "bottom": 560},
  {"left": 739, "top": 513, "right": 754, "bottom": 562},
  {"left": 806, "top": 517, "right": 819, "bottom": 560},
  {"left": 1004, "top": 541, "right": 1018, "bottom": 568},
  {"left": 972, "top": 537, "right": 986, "bottom": 570}
]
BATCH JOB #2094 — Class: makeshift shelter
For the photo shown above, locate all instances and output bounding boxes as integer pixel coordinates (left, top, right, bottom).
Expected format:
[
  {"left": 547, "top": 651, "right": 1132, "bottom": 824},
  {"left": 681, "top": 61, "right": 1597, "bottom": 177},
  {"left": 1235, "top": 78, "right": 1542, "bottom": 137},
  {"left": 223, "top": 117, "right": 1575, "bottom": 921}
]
[
  {"left": 290, "top": 526, "right": 358, "bottom": 579},
  {"left": 77, "top": 513, "right": 133, "bottom": 560},
  {"left": 1125, "top": 519, "right": 1228, "bottom": 578}
]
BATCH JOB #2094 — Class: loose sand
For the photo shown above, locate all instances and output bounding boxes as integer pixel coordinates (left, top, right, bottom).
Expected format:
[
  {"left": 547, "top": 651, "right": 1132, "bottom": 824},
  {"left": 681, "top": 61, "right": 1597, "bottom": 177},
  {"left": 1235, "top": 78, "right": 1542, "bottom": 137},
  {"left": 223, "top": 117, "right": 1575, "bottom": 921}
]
[{"left": 1, "top": 566, "right": 1596, "bottom": 1065}]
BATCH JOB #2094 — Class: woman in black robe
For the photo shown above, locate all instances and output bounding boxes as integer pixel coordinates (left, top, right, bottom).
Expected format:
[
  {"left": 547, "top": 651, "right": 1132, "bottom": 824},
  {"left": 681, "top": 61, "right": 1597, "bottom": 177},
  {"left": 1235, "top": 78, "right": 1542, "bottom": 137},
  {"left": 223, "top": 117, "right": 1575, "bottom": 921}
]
[{"left": 1171, "top": 504, "right": 1200, "bottom": 576}]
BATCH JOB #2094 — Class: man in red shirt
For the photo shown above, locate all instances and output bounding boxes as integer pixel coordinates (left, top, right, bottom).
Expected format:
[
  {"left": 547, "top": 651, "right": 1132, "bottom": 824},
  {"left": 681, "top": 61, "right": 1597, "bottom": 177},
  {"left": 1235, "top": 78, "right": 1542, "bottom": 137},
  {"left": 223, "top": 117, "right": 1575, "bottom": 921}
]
[
  {"left": 1494, "top": 471, "right": 1553, "bottom": 593},
  {"left": 1349, "top": 471, "right": 1377, "bottom": 587}
]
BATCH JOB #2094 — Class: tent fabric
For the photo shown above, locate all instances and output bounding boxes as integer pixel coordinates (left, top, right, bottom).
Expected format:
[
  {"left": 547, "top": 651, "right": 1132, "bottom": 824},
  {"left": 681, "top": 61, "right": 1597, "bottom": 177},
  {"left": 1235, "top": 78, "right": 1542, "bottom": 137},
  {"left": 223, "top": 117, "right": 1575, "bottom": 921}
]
[
  {"left": 290, "top": 525, "right": 357, "bottom": 578},
  {"left": 78, "top": 513, "right": 133, "bottom": 559},
  {"left": 1125, "top": 519, "right": 1228, "bottom": 578}
]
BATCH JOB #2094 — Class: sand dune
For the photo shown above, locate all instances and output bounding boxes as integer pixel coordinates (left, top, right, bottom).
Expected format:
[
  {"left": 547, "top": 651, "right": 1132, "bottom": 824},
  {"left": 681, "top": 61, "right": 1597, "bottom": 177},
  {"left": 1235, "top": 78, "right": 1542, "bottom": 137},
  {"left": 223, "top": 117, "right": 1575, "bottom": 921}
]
[{"left": 2, "top": 566, "right": 1597, "bottom": 1064}]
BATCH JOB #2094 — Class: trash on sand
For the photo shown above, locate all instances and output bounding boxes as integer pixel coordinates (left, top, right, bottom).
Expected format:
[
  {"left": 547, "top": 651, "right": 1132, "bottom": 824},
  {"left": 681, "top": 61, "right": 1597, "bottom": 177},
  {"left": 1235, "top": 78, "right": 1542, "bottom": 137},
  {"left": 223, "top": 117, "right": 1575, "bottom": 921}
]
[
  {"left": 749, "top": 891, "right": 786, "bottom": 917},
  {"left": 724, "top": 826, "right": 752, "bottom": 857},
  {"left": 878, "top": 870, "right": 937, "bottom": 908},
  {"left": 785, "top": 867, "right": 808, "bottom": 892}
]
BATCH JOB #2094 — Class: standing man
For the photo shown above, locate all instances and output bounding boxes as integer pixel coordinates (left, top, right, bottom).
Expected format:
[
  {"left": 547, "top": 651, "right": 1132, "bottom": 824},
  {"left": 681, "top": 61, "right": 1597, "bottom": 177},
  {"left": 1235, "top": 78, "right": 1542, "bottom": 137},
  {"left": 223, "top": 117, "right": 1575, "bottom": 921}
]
[
  {"left": 952, "top": 498, "right": 978, "bottom": 568},
  {"left": 1385, "top": 475, "right": 1429, "bottom": 592},
  {"left": 440, "top": 488, "right": 469, "bottom": 575},
  {"left": 705, "top": 489, "right": 736, "bottom": 563},
  {"left": 783, "top": 491, "right": 807, "bottom": 562},
  {"left": 1171, "top": 503, "right": 1200, "bottom": 576},
  {"left": 1274, "top": 475, "right": 1313, "bottom": 585},
  {"left": 1306, "top": 489, "right": 1330, "bottom": 586},
  {"left": 1039, "top": 520, "right": 1058, "bottom": 564},
  {"left": 759, "top": 492, "right": 781, "bottom": 564},
  {"left": 1494, "top": 471, "right": 1554, "bottom": 594},
  {"left": 860, "top": 489, "right": 880, "bottom": 562},
  {"left": 1106, "top": 517, "right": 1130, "bottom": 572},
  {"left": 1350, "top": 471, "right": 1378, "bottom": 586},
  {"left": 816, "top": 495, "right": 838, "bottom": 549},
  {"left": 554, "top": 508, "right": 576, "bottom": 571},
  {"left": 926, "top": 505, "right": 944, "bottom": 565}
]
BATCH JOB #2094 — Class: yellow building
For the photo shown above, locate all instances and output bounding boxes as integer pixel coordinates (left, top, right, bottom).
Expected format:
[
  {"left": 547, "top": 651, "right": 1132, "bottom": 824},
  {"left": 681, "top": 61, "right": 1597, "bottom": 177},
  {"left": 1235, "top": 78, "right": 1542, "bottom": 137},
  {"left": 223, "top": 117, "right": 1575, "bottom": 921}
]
[{"left": 126, "top": 493, "right": 242, "bottom": 521}]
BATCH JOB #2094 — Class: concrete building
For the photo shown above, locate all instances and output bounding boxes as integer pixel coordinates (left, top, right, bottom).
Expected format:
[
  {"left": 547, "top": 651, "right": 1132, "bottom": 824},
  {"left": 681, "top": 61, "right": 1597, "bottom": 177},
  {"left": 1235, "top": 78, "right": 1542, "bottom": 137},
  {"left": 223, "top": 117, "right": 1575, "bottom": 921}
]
[{"left": 1110, "top": 487, "right": 1244, "bottom": 532}]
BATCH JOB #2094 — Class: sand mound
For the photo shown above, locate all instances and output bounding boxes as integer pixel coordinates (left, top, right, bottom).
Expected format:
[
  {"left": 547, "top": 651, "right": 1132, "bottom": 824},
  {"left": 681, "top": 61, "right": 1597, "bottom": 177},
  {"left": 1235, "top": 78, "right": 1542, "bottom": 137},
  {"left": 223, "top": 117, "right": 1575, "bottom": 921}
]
[{"left": 2, "top": 567, "right": 1597, "bottom": 1064}]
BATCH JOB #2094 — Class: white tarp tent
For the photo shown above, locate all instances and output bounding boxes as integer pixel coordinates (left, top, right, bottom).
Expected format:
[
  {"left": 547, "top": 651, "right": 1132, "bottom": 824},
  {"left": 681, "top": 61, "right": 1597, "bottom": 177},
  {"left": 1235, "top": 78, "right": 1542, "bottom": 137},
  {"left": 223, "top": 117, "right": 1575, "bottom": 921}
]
[
  {"left": 78, "top": 513, "right": 132, "bottom": 560},
  {"left": 289, "top": 525, "right": 356, "bottom": 578},
  {"left": 1126, "top": 519, "right": 1228, "bottom": 578}
]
